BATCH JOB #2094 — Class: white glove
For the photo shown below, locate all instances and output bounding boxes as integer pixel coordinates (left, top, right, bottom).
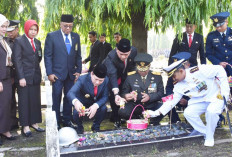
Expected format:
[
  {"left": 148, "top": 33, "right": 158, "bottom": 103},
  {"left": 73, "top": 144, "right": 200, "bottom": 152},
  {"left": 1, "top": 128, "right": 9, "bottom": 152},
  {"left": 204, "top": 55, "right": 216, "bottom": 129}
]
[{"left": 147, "top": 110, "right": 160, "bottom": 118}]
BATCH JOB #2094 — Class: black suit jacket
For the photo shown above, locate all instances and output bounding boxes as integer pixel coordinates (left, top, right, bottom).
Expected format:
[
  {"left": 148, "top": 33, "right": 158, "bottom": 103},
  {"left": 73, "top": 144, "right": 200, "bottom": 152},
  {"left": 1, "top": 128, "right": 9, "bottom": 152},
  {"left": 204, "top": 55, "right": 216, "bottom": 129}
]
[
  {"left": 168, "top": 32, "right": 206, "bottom": 66},
  {"left": 102, "top": 42, "right": 112, "bottom": 61},
  {"left": 12, "top": 34, "right": 42, "bottom": 85},
  {"left": 0, "top": 40, "right": 11, "bottom": 81},
  {"left": 103, "top": 46, "right": 137, "bottom": 90},
  {"left": 84, "top": 40, "right": 104, "bottom": 71}
]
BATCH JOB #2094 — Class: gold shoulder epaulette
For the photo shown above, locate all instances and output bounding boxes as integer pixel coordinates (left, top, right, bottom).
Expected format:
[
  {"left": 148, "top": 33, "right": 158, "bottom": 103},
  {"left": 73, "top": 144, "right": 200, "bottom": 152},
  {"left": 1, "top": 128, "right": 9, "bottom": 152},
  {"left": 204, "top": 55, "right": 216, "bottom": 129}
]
[
  {"left": 190, "top": 67, "right": 199, "bottom": 73},
  {"left": 80, "top": 72, "right": 88, "bottom": 76},
  {"left": 173, "top": 81, "right": 178, "bottom": 85},
  {"left": 128, "top": 71, "right": 136, "bottom": 75},
  {"left": 151, "top": 71, "right": 161, "bottom": 75}
]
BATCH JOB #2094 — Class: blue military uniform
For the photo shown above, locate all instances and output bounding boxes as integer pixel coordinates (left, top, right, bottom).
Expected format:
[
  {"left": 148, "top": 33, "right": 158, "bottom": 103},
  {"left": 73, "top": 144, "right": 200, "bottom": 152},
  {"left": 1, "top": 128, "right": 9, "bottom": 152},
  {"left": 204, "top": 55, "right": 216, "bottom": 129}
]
[{"left": 206, "top": 12, "right": 232, "bottom": 76}]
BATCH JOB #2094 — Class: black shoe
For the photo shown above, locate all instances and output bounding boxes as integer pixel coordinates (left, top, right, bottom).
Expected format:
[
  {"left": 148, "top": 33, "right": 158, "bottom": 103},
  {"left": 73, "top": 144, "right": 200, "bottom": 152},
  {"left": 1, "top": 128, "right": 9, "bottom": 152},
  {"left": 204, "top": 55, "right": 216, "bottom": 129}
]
[
  {"left": 63, "top": 121, "right": 77, "bottom": 129},
  {"left": 76, "top": 126, "right": 84, "bottom": 134},
  {"left": 91, "top": 126, "right": 100, "bottom": 133},
  {"left": 30, "top": 125, "right": 45, "bottom": 132},
  {"left": 0, "top": 134, "right": 16, "bottom": 140},
  {"left": 57, "top": 124, "right": 61, "bottom": 130},
  {"left": 0, "top": 139, "right": 2, "bottom": 146},
  {"left": 114, "top": 121, "right": 121, "bottom": 129},
  {"left": 21, "top": 128, "right": 32, "bottom": 137},
  {"left": 217, "top": 115, "right": 225, "bottom": 128},
  {"left": 11, "top": 125, "right": 19, "bottom": 131}
]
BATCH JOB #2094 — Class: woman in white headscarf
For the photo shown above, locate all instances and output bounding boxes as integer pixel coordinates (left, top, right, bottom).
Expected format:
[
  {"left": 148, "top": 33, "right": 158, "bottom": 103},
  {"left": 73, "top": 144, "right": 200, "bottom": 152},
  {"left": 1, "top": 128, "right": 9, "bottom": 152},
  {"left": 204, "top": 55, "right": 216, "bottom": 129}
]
[{"left": 0, "top": 14, "right": 16, "bottom": 145}]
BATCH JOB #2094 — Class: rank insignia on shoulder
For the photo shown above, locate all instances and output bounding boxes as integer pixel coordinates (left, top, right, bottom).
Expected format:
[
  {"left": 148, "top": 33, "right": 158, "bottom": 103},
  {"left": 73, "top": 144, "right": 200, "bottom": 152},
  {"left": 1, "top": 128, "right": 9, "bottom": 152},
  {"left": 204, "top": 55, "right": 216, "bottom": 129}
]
[
  {"left": 152, "top": 71, "right": 161, "bottom": 75},
  {"left": 190, "top": 67, "right": 199, "bottom": 73},
  {"left": 173, "top": 81, "right": 177, "bottom": 85},
  {"left": 128, "top": 71, "right": 136, "bottom": 75}
]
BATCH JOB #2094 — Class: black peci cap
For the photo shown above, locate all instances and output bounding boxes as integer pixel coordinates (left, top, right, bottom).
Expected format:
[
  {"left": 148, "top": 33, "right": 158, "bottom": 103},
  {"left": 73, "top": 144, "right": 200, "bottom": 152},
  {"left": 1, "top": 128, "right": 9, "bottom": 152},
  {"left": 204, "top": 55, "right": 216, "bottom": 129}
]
[
  {"left": 116, "top": 38, "right": 131, "bottom": 53},
  {"left": 93, "top": 63, "right": 107, "bottom": 78},
  {"left": 61, "top": 14, "right": 74, "bottom": 23}
]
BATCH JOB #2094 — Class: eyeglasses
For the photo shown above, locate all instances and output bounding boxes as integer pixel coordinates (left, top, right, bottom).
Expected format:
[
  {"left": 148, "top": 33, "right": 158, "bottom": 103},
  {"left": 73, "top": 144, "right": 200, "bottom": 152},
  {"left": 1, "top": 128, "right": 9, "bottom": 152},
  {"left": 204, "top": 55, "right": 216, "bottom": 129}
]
[
  {"left": 1, "top": 25, "right": 7, "bottom": 28},
  {"left": 63, "top": 25, "right": 73, "bottom": 28}
]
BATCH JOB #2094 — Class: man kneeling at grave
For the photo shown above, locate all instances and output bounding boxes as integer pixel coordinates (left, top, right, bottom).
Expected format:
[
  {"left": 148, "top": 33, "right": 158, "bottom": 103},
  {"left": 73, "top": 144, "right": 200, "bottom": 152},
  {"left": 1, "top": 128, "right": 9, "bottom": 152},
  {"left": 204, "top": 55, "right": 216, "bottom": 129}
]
[
  {"left": 67, "top": 63, "right": 109, "bottom": 134},
  {"left": 146, "top": 59, "right": 230, "bottom": 147},
  {"left": 118, "top": 53, "right": 164, "bottom": 125}
]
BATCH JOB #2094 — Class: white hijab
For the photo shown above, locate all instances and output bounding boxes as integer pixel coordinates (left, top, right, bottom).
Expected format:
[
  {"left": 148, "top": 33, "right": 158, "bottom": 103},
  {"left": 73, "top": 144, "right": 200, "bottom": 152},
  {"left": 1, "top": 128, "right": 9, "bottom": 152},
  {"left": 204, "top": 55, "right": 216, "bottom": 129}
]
[{"left": 0, "top": 14, "right": 12, "bottom": 66}]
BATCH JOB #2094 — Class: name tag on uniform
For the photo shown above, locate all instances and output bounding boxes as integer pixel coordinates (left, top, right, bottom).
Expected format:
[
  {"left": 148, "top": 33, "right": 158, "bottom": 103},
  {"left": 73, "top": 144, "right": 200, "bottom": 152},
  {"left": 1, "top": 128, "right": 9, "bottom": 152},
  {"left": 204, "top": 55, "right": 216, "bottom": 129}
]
[
  {"left": 213, "top": 38, "right": 220, "bottom": 43},
  {"left": 133, "top": 84, "right": 139, "bottom": 87},
  {"left": 228, "top": 36, "right": 232, "bottom": 41},
  {"left": 148, "top": 83, "right": 157, "bottom": 93}
]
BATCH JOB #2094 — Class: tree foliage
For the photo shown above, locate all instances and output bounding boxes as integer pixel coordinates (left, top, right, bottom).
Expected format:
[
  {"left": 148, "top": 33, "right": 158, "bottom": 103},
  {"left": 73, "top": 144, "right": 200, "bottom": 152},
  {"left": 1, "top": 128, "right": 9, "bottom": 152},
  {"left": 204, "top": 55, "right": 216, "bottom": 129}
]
[
  {"left": 44, "top": 0, "right": 232, "bottom": 44},
  {"left": 0, "top": 0, "right": 39, "bottom": 33},
  {"left": 1, "top": 0, "right": 232, "bottom": 46}
]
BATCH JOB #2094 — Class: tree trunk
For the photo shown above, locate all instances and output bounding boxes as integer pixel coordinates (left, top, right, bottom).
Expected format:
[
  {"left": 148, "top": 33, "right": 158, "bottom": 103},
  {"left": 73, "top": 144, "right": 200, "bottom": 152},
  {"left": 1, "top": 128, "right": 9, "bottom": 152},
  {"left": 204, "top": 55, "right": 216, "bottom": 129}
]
[{"left": 131, "top": 7, "right": 147, "bottom": 53}]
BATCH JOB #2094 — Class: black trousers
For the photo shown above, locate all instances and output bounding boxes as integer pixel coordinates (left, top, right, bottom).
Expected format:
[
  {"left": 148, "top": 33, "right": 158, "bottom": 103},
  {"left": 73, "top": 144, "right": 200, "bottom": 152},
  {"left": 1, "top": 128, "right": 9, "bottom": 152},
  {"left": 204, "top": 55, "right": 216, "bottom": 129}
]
[
  {"left": 118, "top": 101, "right": 164, "bottom": 125},
  {"left": 10, "top": 81, "right": 19, "bottom": 127},
  {"left": 109, "top": 91, "right": 120, "bottom": 122}
]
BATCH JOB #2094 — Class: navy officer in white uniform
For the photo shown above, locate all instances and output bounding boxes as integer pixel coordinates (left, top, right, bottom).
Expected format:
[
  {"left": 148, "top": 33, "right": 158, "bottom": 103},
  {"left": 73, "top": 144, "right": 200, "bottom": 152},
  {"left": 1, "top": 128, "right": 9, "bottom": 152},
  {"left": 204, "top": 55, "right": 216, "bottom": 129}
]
[{"left": 146, "top": 59, "right": 230, "bottom": 147}]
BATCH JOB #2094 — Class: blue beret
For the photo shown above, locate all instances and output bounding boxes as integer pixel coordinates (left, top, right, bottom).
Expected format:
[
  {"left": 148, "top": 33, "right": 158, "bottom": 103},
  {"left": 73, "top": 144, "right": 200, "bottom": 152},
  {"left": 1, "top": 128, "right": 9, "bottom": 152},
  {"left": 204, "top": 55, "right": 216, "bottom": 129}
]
[
  {"left": 210, "top": 12, "right": 230, "bottom": 27},
  {"left": 172, "top": 52, "right": 191, "bottom": 61}
]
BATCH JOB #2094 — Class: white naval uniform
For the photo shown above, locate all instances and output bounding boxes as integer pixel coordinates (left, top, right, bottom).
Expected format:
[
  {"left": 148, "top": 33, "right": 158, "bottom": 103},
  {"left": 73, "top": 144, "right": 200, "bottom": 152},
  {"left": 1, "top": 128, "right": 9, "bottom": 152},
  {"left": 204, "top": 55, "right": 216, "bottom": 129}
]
[{"left": 159, "top": 64, "right": 230, "bottom": 143}]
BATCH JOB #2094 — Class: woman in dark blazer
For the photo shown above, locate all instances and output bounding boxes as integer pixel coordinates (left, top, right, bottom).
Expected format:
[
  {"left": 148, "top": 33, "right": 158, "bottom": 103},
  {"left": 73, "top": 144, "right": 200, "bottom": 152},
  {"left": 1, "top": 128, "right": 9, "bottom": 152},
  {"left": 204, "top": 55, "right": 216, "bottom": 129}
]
[
  {"left": 12, "top": 20, "right": 44, "bottom": 137},
  {"left": 0, "top": 14, "right": 16, "bottom": 145}
]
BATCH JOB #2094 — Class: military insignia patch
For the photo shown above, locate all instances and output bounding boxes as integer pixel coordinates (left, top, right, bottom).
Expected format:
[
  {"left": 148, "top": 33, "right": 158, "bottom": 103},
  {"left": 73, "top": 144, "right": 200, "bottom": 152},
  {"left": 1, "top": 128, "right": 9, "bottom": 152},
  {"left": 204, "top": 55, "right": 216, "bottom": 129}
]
[
  {"left": 85, "top": 94, "right": 90, "bottom": 98},
  {"left": 190, "top": 67, "right": 199, "bottom": 73},
  {"left": 196, "top": 81, "right": 207, "bottom": 92},
  {"left": 140, "top": 62, "right": 145, "bottom": 66},
  {"left": 75, "top": 44, "right": 78, "bottom": 51},
  {"left": 214, "top": 18, "right": 218, "bottom": 22}
]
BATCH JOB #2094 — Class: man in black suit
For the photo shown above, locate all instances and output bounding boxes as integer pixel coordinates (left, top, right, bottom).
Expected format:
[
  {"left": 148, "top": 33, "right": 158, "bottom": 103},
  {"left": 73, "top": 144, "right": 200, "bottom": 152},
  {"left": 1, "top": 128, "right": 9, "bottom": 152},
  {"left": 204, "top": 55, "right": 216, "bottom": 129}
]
[
  {"left": 114, "top": 32, "right": 122, "bottom": 47},
  {"left": 99, "top": 33, "right": 112, "bottom": 60},
  {"left": 83, "top": 31, "right": 104, "bottom": 72},
  {"left": 168, "top": 19, "right": 206, "bottom": 66},
  {"left": 103, "top": 38, "right": 137, "bottom": 128}
]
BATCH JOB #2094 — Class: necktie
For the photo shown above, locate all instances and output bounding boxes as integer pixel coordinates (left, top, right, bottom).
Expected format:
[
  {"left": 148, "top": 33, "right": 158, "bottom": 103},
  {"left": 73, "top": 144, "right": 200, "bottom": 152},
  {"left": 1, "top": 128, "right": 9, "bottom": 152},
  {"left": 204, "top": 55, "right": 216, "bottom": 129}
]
[
  {"left": 65, "top": 34, "right": 71, "bottom": 54},
  {"left": 31, "top": 39, "right": 35, "bottom": 52},
  {"left": 94, "top": 86, "right": 98, "bottom": 97},
  {"left": 188, "top": 34, "right": 192, "bottom": 48},
  {"left": 142, "top": 76, "right": 146, "bottom": 84},
  {"left": 222, "top": 33, "right": 226, "bottom": 41}
]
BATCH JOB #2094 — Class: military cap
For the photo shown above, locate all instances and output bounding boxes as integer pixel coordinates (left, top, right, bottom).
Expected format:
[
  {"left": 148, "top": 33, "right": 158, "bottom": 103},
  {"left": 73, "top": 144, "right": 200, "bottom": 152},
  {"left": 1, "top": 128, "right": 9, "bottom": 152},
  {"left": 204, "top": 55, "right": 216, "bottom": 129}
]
[
  {"left": 163, "top": 59, "right": 185, "bottom": 78},
  {"left": 7, "top": 20, "right": 20, "bottom": 32},
  {"left": 117, "top": 38, "right": 131, "bottom": 52},
  {"left": 134, "top": 53, "right": 153, "bottom": 72},
  {"left": 210, "top": 12, "right": 230, "bottom": 27},
  {"left": 93, "top": 63, "right": 107, "bottom": 78},
  {"left": 61, "top": 14, "right": 74, "bottom": 23},
  {"left": 172, "top": 52, "right": 191, "bottom": 62}
]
